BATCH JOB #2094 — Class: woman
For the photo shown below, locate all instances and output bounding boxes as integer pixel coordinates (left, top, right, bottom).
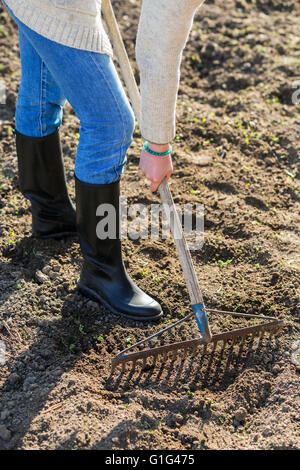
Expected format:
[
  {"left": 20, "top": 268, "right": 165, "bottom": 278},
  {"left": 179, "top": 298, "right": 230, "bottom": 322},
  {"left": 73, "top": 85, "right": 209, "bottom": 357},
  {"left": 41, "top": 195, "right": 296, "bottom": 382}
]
[{"left": 1, "top": 0, "right": 202, "bottom": 321}]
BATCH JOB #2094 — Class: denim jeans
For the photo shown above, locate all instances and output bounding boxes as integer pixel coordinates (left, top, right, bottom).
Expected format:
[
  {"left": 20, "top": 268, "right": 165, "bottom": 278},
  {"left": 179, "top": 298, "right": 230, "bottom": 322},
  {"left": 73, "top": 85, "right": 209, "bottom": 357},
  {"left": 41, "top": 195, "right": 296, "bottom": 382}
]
[{"left": 2, "top": 1, "right": 135, "bottom": 184}]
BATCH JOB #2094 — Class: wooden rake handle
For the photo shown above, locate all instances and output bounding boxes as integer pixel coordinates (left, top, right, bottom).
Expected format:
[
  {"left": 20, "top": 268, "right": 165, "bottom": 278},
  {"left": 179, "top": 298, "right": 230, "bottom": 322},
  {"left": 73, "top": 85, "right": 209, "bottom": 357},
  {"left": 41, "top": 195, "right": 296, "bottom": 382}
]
[{"left": 102, "top": 0, "right": 205, "bottom": 307}]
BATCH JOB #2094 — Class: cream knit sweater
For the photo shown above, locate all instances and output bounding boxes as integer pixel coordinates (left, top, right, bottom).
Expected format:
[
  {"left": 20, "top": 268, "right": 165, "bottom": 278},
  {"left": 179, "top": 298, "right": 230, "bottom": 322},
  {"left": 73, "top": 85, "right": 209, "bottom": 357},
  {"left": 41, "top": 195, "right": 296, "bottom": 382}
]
[{"left": 4, "top": 0, "right": 203, "bottom": 143}]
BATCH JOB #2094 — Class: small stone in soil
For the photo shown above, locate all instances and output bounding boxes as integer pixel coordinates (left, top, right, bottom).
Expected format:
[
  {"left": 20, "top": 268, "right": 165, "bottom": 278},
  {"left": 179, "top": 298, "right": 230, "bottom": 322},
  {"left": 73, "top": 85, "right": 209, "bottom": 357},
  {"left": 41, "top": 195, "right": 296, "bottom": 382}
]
[
  {"left": 0, "top": 409, "right": 10, "bottom": 420},
  {"left": 0, "top": 425, "right": 11, "bottom": 441},
  {"left": 234, "top": 407, "right": 247, "bottom": 423},
  {"left": 7, "top": 373, "right": 20, "bottom": 386},
  {"left": 35, "top": 270, "right": 48, "bottom": 284}
]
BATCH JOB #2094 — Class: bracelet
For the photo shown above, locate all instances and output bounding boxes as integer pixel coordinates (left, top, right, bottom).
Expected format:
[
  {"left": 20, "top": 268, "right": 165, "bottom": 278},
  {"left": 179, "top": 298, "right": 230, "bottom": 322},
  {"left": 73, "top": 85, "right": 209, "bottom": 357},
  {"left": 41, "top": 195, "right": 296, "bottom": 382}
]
[{"left": 144, "top": 141, "right": 172, "bottom": 156}]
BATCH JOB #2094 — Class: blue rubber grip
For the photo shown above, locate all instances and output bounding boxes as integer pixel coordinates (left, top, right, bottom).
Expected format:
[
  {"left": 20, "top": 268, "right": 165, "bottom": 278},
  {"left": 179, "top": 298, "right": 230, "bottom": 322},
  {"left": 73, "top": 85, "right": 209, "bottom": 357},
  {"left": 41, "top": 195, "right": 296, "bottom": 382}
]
[{"left": 192, "top": 303, "right": 209, "bottom": 336}]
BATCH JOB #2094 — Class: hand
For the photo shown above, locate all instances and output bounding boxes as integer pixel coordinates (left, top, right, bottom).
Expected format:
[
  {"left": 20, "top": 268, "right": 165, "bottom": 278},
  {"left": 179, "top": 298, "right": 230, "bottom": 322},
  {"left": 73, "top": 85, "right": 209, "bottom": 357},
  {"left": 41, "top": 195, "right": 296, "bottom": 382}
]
[{"left": 139, "top": 142, "right": 173, "bottom": 192}]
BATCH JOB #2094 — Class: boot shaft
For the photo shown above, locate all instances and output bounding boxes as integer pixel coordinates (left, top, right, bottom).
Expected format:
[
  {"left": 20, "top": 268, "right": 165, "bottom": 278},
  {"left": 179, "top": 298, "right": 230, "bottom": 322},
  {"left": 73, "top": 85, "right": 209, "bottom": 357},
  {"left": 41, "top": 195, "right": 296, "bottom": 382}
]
[
  {"left": 75, "top": 176, "right": 163, "bottom": 321},
  {"left": 75, "top": 176, "right": 122, "bottom": 267},
  {"left": 15, "top": 129, "right": 76, "bottom": 238},
  {"left": 16, "top": 129, "right": 70, "bottom": 205}
]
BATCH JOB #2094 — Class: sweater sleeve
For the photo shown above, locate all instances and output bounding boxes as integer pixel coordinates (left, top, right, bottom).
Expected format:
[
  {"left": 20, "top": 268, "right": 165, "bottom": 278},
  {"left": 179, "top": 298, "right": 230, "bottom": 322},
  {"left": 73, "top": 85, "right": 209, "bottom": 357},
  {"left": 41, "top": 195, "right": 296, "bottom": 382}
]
[{"left": 136, "top": 0, "right": 203, "bottom": 144}]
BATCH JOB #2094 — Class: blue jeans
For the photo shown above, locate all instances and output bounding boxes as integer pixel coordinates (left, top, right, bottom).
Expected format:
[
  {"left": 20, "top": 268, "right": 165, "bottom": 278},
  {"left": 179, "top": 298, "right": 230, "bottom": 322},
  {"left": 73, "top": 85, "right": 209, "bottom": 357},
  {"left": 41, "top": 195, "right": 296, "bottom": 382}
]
[{"left": 2, "top": 1, "right": 135, "bottom": 184}]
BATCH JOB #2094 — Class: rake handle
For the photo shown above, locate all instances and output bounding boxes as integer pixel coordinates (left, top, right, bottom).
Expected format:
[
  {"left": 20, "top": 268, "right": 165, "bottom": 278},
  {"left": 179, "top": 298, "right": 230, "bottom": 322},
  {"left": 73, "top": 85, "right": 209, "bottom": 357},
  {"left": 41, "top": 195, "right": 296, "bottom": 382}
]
[
  {"left": 102, "top": 0, "right": 204, "bottom": 306},
  {"left": 102, "top": 0, "right": 141, "bottom": 121},
  {"left": 158, "top": 182, "right": 204, "bottom": 305}
]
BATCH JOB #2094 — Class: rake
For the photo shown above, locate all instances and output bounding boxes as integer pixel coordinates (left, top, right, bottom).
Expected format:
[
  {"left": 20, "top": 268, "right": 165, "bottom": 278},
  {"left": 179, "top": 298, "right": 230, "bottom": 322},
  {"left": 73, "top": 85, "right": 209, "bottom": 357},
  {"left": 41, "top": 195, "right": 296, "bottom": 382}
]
[{"left": 102, "top": 0, "right": 285, "bottom": 372}]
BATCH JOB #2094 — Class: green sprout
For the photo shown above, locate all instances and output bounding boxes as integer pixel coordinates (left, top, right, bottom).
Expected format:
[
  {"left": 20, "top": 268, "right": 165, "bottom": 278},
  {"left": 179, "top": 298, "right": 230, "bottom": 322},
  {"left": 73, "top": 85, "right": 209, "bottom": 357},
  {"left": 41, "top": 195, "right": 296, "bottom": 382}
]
[
  {"left": 93, "top": 335, "right": 103, "bottom": 342},
  {"left": 218, "top": 259, "right": 232, "bottom": 268},
  {"left": 190, "top": 189, "right": 200, "bottom": 195}
]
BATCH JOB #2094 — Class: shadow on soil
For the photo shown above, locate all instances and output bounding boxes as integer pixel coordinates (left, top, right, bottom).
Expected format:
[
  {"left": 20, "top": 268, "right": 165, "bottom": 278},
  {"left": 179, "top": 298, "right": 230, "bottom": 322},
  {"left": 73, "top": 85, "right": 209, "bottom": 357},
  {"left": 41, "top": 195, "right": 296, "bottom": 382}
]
[
  {"left": 0, "top": 285, "right": 281, "bottom": 449},
  {"left": 106, "top": 335, "right": 281, "bottom": 392},
  {"left": 0, "top": 233, "right": 78, "bottom": 309}
]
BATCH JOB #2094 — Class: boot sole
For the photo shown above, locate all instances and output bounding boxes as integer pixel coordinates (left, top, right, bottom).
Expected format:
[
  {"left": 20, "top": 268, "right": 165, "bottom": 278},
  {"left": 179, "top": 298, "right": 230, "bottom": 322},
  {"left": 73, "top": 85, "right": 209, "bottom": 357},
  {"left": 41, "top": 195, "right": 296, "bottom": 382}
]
[
  {"left": 77, "top": 281, "right": 163, "bottom": 322},
  {"left": 34, "top": 231, "right": 78, "bottom": 240}
]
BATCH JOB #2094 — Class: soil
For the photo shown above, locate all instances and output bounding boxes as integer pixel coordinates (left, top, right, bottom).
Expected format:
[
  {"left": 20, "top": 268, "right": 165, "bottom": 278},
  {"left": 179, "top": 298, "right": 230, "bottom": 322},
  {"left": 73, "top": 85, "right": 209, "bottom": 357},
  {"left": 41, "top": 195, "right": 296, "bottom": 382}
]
[{"left": 0, "top": 0, "right": 299, "bottom": 450}]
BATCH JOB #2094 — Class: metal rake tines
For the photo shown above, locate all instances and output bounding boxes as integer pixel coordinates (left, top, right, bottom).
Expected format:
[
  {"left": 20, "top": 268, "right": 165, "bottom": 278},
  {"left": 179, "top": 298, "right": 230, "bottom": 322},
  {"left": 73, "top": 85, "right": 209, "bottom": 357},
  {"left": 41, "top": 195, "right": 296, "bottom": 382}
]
[
  {"left": 111, "top": 319, "right": 285, "bottom": 372},
  {"left": 112, "top": 337, "right": 204, "bottom": 372}
]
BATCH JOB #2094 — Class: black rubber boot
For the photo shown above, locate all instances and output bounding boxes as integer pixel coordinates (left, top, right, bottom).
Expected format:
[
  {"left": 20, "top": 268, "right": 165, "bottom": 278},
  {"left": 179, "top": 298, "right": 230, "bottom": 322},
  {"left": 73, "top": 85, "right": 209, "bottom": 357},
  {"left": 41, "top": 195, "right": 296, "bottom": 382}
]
[
  {"left": 15, "top": 129, "right": 77, "bottom": 239},
  {"left": 75, "top": 177, "right": 163, "bottom": 321}
]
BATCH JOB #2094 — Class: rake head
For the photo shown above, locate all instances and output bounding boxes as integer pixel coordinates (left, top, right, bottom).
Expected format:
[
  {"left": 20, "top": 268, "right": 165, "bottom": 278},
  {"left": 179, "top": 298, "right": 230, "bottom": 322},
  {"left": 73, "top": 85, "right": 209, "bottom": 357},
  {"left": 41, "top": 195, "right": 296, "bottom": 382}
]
[
  {"left": 102, "top": 0, "right": 286, "bottom": 377},
  {"left": 111, "top": 310, "right": 285, "bottom": 373}
]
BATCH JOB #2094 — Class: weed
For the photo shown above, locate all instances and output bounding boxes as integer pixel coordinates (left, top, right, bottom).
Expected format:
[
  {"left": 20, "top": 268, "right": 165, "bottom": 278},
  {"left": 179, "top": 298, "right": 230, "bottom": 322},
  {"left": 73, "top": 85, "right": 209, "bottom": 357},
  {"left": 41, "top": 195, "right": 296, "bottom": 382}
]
[
  {"left": 234, "top": 303, "right": 242, "bottom": 311},
  {"left": 93, "top": 335, "right": 103, "bottom": 342},
  {"left": 7, "top": 231, "right": 16, "bottom": 245},
  {"left": 218, "top": 259, "right": 232, "bottom": 268},
  {"left": 0, "top": 26, "right": 9, "bottom": 37}
]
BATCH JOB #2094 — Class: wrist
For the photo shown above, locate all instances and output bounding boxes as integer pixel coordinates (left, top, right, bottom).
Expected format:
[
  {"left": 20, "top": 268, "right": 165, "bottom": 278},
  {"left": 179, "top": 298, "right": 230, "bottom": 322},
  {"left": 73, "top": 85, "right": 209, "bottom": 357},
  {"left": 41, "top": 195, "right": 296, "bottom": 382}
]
[
  {"left": 147, "top": 141, "right": 171, "bottom": 153},
  {"left": 144, "top": 141, "right": 172, "bottom": 157}
]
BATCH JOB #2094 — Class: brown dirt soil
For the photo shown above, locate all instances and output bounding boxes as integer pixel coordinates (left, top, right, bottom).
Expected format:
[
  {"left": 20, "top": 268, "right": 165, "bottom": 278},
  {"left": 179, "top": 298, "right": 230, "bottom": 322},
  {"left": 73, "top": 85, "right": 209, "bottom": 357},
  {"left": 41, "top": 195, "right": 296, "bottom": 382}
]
[{"left": 0, "top": 0, "right": 299, "bottom": 450}]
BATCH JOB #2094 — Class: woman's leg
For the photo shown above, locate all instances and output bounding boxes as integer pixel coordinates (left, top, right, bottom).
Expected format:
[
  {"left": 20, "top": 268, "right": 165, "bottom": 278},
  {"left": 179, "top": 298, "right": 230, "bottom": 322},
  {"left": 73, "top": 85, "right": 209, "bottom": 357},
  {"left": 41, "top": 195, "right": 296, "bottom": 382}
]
[
  {"left": 10, "top": 18, "right": 135, "bottom": 184},
  {"left": 4, "top": 10, "right": 161, "bottom": 319},
  {"left": 14, "top": 30, "right": 76, "bottom": 238},
  {"left": 2, "top": 0, "right": 77, "bottom": 238},
  {"left": 16, "top": 29, "right": 66, "bottom": 138},
  {"left": 74, "top": 55, "right": 135, "bottom": 185}
]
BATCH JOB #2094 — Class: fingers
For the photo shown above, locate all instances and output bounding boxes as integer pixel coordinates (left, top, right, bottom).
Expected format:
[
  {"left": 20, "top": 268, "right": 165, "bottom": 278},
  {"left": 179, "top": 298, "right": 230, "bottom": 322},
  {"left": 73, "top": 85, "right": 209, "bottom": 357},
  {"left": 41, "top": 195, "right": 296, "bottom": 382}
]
[
  {"left": 138, "top": 161, "right": 146, "bottom": 173},
  {"left": 139, "top": 162, "right": 160, "bottom": 191},
  {"left": 139, "top": 147, "right": 173, "bottom": 192},
  {"left": 150, "top": 181, "right": 159, "bottom": 192},
  {"left": 142, "top": 171, "right": 172, "bottom": 192}
]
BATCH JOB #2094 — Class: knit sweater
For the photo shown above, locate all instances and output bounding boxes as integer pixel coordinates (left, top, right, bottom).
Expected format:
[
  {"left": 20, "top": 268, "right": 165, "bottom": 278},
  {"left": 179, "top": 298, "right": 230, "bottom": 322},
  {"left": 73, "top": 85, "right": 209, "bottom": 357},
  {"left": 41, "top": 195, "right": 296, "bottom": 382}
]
[
  {"left": 136, "top": 0, "right": 203, "bottom": 143},
  {"left": 4, "top": 0, "right": 203, "bottom": 144}
]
